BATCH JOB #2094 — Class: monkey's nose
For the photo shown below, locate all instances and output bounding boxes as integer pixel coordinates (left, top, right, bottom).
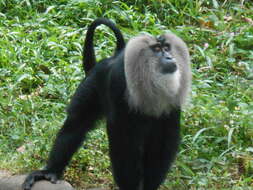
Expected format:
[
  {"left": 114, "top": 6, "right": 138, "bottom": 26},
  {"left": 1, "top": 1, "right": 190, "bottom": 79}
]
[{"left": 160, "top": 57, "right": 177, "bottom": 74}]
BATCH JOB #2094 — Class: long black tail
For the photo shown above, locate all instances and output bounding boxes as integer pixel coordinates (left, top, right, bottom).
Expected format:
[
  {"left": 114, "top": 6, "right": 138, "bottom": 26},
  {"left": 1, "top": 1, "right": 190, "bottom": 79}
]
[{"left": 83, "top": 18, "right": 125, "bottom": 74}]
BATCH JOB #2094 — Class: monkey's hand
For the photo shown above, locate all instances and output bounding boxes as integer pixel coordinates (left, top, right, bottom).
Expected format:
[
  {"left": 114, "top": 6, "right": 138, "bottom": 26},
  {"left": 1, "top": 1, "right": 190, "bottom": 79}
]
[{"left": 22, "top": 170, "right": 60, "bottom": 190}]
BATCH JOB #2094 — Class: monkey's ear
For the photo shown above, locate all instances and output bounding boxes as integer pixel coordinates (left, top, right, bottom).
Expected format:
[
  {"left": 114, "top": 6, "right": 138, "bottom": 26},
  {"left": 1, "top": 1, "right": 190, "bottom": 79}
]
[
  {"left": 124, "top": 34, "right": 154, "bottom": 66},
  {"left": 124, "top": 34, "right": 155, "bottom": 86},
  {"left": 162, "top": 33, "right": 190, "bottom": 59}
]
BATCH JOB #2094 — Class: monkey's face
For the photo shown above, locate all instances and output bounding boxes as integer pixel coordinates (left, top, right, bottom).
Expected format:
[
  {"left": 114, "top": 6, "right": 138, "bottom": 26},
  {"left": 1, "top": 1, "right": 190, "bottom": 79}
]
[{"left": 150, "top": 36, "right": 177, "bottom": 74}]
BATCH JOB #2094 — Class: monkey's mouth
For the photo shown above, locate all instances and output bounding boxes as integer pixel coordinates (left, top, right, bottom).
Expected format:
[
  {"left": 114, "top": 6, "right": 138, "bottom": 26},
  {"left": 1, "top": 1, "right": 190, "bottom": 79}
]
[{"left": 160, "top": 58, "right": 177, "bottom": 74}]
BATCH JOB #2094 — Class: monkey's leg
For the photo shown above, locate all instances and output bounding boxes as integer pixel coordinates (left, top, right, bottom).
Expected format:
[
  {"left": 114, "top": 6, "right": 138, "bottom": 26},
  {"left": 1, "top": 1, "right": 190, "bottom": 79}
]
[
  {"left": 107, "top": 120, "right": 143, "bottom": 190},
  {"left": 143, "top": 111, "right": 181, "bottom": 190},
  {"left": 23, "top": 76, "right": 101, "bottom": 190},
  {"left": 46, "top": 76, "right": 102, "bottom": 175}
]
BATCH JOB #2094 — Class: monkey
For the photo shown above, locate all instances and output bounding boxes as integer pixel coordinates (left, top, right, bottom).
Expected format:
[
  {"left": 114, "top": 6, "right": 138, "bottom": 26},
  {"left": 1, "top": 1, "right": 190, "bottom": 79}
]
[{"left": 22, "top": 18, "right": 191, "bottom": 190}]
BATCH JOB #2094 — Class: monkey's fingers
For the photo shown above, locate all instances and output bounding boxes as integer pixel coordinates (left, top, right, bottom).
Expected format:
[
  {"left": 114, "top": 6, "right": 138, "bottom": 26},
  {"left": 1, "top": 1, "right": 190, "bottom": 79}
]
[
  {"left": 45, "top": 173, "right": 58, "bottom": 184},
  {"left": 22, "top": 177, "right": 34, "bottom": 190},
  {"left": 22, "top": 170, "right": 49, "bottom": 190},
  {"left": 22, "top": 173, "right": 41, "bottom": 190}
]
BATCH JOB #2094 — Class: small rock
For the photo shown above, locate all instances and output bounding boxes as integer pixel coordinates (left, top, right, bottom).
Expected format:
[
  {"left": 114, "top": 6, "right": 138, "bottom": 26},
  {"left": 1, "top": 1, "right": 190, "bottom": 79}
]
[
  {"left": 0, "top": 170, "right": 12, "bottom": 178},
  {"left": 0, "top": 175, "right": 74, "bottom": 190}
]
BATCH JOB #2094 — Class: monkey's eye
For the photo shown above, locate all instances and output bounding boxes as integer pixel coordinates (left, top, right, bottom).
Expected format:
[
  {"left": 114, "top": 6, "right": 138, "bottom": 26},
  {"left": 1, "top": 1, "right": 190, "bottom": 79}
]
[
  {"left": 151, "top": 45, "right": 162, "bottom": 52},
  {"left": 163, "top": 44, "right": 171, "bottom": 52}
]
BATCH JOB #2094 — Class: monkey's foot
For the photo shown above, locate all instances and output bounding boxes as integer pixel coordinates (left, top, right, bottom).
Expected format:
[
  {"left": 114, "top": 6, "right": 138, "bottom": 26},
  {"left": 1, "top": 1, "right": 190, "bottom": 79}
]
[{"left": 0, "top": 174, "right": 74, "bottom": 190}]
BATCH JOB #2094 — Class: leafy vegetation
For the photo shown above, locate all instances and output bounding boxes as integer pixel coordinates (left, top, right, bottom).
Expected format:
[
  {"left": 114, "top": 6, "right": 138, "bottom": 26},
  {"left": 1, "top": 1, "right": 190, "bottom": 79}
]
[{"left": 0, "top": 0, "right": 252, "bottom": 189}]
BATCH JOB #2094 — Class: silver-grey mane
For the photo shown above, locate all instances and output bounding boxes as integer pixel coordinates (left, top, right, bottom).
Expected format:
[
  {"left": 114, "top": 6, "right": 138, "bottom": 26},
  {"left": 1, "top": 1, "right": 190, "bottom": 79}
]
[{"left": 124, "top": 33, "right": 191, "bottom": 117}]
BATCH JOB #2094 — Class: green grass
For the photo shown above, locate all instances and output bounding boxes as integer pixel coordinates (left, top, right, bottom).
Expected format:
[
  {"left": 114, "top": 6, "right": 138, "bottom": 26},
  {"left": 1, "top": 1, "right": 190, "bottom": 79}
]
[{"left": 0, "top": 0, "right": 253, "bottom": 189}]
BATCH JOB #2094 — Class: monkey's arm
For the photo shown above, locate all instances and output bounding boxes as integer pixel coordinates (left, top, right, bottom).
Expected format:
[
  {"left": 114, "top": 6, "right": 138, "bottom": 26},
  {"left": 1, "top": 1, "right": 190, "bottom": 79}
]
[{"left": 22, "top": 75, "right": 101, "bottom": 190}]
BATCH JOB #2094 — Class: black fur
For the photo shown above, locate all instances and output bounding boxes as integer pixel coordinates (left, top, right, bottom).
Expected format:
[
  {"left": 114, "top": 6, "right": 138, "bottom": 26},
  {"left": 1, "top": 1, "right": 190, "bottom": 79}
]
[{"left": 22, "top": 18, "right": 181, "bottom": 190}]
